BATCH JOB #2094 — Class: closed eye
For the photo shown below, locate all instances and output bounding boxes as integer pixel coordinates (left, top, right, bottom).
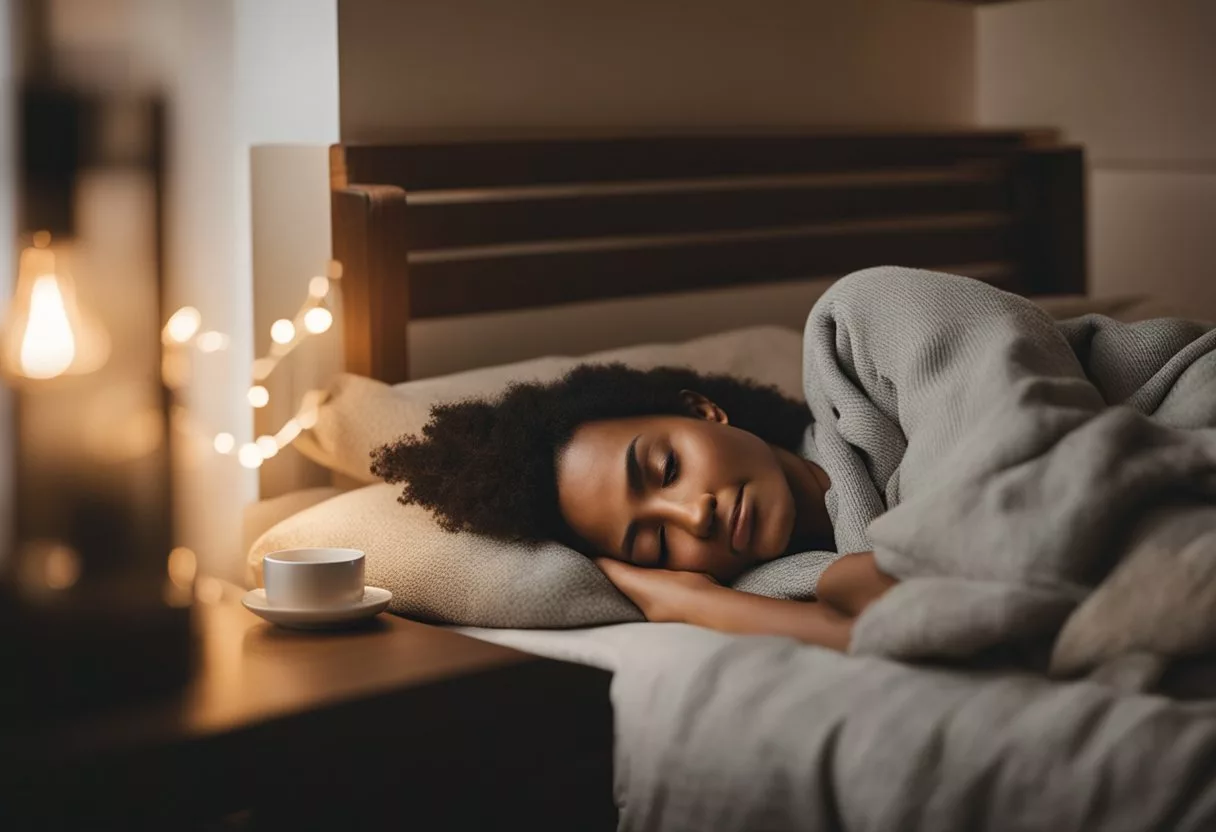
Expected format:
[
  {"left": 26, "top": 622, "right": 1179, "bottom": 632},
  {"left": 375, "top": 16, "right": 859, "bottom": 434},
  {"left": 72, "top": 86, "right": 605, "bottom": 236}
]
[{"left": 662, "top": 450, "right": 679, "bottom": 487}]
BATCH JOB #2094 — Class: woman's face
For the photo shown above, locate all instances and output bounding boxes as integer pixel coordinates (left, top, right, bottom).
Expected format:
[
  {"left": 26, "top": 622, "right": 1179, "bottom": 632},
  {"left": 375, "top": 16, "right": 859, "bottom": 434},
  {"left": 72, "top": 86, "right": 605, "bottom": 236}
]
[{"left": 555, "top": 398, "right": 798, "bottom": 582}]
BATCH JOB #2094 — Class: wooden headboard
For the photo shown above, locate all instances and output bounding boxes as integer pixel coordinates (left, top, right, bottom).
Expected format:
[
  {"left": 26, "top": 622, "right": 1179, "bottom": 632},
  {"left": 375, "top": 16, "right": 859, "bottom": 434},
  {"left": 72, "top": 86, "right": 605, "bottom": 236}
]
[{"left": 330, "top": 130, "right": 1085, "bottom": 384}]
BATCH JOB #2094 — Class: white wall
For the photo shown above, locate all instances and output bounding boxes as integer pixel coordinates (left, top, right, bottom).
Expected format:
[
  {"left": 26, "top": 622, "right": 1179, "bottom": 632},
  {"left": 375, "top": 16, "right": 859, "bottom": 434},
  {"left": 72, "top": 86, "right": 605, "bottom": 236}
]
[
  {"left": 175, "top": 0, "right": 339, "bottom": 581},
  {"left": 978, "top": 0, "right": 1216, "bottom": 320},
  {"left": 336, "top": 0, "right": 979, "bottom": 376},
  {"left": 339, "top": 0, "right": 976, "bottom": 140}
]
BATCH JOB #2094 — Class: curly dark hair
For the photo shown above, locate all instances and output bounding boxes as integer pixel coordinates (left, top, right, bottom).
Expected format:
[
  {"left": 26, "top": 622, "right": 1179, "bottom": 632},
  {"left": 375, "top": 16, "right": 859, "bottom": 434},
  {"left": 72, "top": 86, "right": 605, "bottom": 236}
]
[{"left": 370, "top": 363, "right": 812, "bottom": 546}]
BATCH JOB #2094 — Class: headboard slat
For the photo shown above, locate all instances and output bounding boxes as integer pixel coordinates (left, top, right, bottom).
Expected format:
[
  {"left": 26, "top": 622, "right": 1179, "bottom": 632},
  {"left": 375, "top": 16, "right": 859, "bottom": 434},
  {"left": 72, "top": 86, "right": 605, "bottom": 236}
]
[
  {"left": 405, "top": 170, "right": 1010, "bottom": 252},
  {"left": 334, "top": 131, "right": 1055, "bottom": 192},
  {"left": 408, "top": 218, "right": 1017, "bottom": 319}
]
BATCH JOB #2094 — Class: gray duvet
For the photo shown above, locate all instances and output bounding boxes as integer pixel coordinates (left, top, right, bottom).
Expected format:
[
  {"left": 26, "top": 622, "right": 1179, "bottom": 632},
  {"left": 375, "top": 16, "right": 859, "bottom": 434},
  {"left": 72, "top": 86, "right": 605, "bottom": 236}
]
[{"left": 610, "top": 267, "right": 1216, "bottom": 831}]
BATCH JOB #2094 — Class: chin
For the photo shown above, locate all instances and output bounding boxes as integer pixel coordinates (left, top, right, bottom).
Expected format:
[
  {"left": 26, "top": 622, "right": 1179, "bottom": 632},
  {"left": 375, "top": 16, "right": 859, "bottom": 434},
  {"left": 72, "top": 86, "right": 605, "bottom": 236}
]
[{"left": 755, "top": 490, "right": 796, "bottom": 561}]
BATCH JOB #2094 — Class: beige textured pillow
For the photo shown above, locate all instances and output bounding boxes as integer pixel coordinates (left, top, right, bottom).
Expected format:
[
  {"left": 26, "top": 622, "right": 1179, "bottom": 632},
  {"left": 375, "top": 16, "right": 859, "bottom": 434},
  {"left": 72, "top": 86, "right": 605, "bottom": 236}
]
[{"left": 250, "top": 483, "right": 645, "bottom": 627}]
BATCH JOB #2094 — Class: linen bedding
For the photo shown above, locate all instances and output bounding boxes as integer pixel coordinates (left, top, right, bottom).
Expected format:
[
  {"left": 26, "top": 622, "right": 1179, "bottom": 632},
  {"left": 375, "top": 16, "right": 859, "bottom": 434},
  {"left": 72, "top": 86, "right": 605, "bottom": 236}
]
[{"left": 467, "top": 268, "right": 1216, "bottom": 831}]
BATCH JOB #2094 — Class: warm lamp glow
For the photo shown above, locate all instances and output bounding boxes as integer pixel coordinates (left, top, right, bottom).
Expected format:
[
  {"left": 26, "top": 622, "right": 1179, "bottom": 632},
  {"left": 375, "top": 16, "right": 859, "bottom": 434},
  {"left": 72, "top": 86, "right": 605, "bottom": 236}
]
[
  {"left": 308, "top": 276, "right": 330, "bottom": 298},
  {"left": 1, "top": 235, "right": 110, "bottom": 380},
  {"left": 213, "top": 432, "right": 235, "bottom": 454},
  {"left": 20, "top": 274, "right": 77, "bottom": 378},
  {"left": 303, "top": 306, "right": 333, "bottom": 334},
  {"left": 270, "top": 318, "right": 295, "bottom": 345}
]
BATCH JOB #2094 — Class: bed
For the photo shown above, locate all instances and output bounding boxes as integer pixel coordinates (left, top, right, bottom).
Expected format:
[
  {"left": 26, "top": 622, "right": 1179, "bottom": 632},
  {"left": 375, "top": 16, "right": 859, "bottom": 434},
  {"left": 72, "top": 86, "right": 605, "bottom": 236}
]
[
  {"left": 248, "top": 131, "right": 1216, "bottom": 831},
  {"left": 319, "top": 128, "right": 1102, "bottom": 661}
]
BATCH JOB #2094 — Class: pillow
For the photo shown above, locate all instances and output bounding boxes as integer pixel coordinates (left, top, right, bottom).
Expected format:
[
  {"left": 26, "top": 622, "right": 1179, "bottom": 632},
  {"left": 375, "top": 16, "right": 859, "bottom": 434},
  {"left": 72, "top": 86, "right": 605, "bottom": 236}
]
[
  {"left": 293, "top": 325, "right": 804, "bottom": 483},
  {"left": 255, "top": 325, "right": 808, "bottom": 627},
  {"left": 248, "top": 481, "right": 840, "bottom": 626},
  {"left": 250, "top": 484, "right": 644, "bottom": 627}
]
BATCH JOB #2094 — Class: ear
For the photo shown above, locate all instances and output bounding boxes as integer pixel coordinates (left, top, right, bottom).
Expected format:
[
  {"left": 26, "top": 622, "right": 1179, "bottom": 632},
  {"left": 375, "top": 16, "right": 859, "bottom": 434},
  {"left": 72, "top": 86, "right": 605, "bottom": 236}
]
[{"left": 680, "top": 389, "right": 729, "bottom": 425}]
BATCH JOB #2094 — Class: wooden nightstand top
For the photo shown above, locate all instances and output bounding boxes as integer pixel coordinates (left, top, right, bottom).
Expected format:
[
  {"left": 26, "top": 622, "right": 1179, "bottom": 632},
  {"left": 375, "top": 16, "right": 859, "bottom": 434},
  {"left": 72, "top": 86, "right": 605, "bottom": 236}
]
[{"left": 6, "top": 593, "right": 615, "bottom": 829}]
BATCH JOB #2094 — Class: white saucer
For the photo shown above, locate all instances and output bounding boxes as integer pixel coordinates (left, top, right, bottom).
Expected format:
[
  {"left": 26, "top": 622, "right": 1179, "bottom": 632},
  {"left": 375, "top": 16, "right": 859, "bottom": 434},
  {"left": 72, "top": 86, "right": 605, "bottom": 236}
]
[{"left": 241, "top": 586, "right": 392, "bottom": 629}]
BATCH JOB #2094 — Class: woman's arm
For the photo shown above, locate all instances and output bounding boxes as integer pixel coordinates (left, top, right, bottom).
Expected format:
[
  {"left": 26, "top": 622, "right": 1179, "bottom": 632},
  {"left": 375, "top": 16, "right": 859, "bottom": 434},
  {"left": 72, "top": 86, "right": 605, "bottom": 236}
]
[
  {"left": 597, "top": 552, "right": 895, "bottom": 652},
  {"left": 686, "top": 586, "right": 854, "bottom": 651}
]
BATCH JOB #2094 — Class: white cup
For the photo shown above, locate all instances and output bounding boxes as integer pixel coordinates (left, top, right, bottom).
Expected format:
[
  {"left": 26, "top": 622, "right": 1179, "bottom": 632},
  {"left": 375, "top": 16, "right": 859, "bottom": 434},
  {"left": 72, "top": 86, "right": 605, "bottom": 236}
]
[{"left": 261, "top": 548, "right": 365, "bottom": 609}]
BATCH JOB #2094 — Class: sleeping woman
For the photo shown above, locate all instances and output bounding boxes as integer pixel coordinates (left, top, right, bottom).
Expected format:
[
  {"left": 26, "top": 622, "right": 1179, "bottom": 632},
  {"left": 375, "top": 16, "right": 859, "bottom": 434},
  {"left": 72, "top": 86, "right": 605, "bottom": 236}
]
[
  {"left": 371, "top": 361, "right": 895, "bottom": 652},
  {"left": 371, "top": 265, "right": 1216, "bottom": 662}
]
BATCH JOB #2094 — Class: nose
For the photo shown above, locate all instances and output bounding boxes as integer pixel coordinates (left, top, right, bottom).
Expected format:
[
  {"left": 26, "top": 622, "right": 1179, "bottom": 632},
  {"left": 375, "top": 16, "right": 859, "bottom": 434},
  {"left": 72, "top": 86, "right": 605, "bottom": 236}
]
[{"left": 655, "top": 492, "right": 717, "bottom": 539}]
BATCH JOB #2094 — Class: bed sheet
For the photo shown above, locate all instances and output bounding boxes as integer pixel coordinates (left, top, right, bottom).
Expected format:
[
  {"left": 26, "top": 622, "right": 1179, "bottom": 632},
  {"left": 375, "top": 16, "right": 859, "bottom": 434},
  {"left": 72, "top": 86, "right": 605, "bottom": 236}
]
[{"left": 449, "top": 621, "right": 668, "bottom": 671}]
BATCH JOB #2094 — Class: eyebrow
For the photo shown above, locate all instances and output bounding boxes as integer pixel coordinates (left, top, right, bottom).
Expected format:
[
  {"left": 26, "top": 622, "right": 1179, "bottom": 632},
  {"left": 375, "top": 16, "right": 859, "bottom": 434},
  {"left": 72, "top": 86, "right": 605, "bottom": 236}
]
[{"left": 621, "top": 435, "right": 643, "bottom": 557}]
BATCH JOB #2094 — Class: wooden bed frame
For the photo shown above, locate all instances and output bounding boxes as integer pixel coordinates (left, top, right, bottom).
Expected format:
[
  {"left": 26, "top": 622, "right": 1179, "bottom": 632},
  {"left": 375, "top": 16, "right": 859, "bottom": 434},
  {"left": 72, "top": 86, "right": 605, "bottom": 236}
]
[{"left": 330, "top": 130, "right": 1085, "bottom": 384}]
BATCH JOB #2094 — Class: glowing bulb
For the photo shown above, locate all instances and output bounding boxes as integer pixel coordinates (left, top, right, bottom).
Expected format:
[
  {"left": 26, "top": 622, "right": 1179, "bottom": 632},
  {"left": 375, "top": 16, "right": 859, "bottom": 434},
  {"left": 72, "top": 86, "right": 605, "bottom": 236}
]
[
  {"left": 213, "top": 432, "right": 236, "bottom": 454},
  {"left": 247, "top": 385, "right": 270, "bottom": 408},
  {"left": 298, "top": 408, "right": 318, "bottom": 429},
  {"left": 237, "top": 443, "right": 263, "bottom": 469},
  {"left": 308, "top": 276, "right": 330, "bottom": 298},
  {"left": 164, "top": 307, "right": 201, "bottom": 343},
  {"left": 270, "top": 318, "right": 295, "bottom": 344},
  {"left": 303, "top": 306, "right": 333, "bottom": 334},
  {"left": 197, "top": 331, "right": 229, "bottom": 353},
  {"left": 256, "top": 435, "right": 279, "bottom": 458},
  {"left": 2, "top": 237, "right": 109, "bottom": 379},
  {"left": 19, "top": 275, "right": 77, "bottom": 379}
]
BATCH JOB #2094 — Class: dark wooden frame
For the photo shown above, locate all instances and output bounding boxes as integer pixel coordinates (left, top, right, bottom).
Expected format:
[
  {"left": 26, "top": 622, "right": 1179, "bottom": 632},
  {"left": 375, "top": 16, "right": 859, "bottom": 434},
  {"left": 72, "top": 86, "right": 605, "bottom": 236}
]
[{"left": 331, "top": 130, "right": 1086, "bottom": 384}]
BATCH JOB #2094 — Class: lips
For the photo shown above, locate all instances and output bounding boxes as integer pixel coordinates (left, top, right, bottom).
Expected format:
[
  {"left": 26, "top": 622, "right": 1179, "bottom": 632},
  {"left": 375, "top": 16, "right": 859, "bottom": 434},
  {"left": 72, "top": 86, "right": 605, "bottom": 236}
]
[{"left": 729, "top": 485, "right": 753, "bottom": 555}]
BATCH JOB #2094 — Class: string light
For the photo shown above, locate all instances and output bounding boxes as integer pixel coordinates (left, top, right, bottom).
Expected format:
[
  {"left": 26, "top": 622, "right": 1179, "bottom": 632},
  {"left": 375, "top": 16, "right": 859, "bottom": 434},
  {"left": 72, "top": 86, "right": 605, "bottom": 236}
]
[
  {"left": 275, "top": 418, "right": 302, "bottom": 447},
  {"left": 255, "top": 435, "right": 279, "bottom": 459},
  {"left": 247, "top": 385, "right": 270, "bottom": 408},
  {"left": 164, "top": 307, "right": 201, "bottom": 344},
  {"left": 237, "top": 443, "right": 263, "bottom": 469},
  {"left": 161, "top": 260, "right": 342, "bottom": 468},
  {"left": 251, "top": 357, "right": 275, "bottom": 381},
  {"left": 270, "top": 318, "right": 295, "bottom": 345},
  {"left": 197, "top": 331, "right": 228, "bottom": 353},
  {"left": 303, "top": 306, "right": 333, "bottom": 334}
]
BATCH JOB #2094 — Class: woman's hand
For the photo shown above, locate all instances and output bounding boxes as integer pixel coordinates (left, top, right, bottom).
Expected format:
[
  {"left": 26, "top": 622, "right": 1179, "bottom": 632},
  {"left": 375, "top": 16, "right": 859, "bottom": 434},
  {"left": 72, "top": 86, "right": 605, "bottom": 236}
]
[{"left": 595, "top": 558, "right": 720, "bottom": 623}]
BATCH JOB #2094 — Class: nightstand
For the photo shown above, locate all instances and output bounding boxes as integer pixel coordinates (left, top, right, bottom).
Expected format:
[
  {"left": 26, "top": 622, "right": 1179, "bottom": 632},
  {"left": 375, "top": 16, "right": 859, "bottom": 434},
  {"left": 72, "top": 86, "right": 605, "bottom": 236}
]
[{"left": 3, "top": 591, "right": 616, "bottom": 831}]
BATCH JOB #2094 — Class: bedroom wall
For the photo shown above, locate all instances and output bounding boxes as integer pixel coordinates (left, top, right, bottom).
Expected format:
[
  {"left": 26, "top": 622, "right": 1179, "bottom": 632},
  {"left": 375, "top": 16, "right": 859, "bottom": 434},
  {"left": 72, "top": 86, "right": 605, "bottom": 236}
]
[
  {"left": 977, "top": 0, "right": 1216, "bottom": 320},
  {"left": 335, "top": 0, "right": 979, "bottom": 377}
]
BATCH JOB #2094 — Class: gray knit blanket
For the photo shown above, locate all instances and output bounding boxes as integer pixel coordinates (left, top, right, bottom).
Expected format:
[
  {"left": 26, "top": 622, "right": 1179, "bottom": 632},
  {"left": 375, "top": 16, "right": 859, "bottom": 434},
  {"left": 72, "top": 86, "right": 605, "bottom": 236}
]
[
  {"left": 803, "top": 267, "right": 1216, "bottom": 688},
  {"left": 608, "top": 268, "right": 1216, "bottom": 832}
]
